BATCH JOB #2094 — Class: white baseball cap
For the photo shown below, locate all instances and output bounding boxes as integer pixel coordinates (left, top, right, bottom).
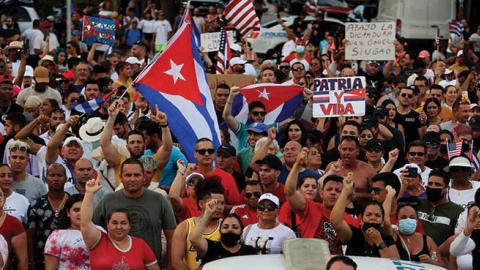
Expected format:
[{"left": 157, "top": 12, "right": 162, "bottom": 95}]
[
  {"left": 126, "top": 56, "right": 142, "bottom": 65},
  {"left": 230, "top": 43, "right": 242, "bottom": 52},
  {"left": 24, "top": 65, "right": 34, "bottom": 77},
  {"left": 258, "top": 193, "right": 279, "bottom": 207},
  {"left": 229, "top": 57, "right": 247, "bottom": 66}
]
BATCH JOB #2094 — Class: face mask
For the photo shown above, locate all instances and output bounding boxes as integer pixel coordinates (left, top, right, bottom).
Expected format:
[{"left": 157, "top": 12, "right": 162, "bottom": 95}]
[
  {"left": 462, "top": 142, "right": 471, "bottom": 152},
  {"left": 362, "top": 222, "right": 382, "bottom": 232},
  {"left": 296, "top": 45, "right": 305, "bottom": 54},
  {"left": 440, "top": 144, "right": 447, "bottom": 155},
  {"left": 384, "top": 87, "right": 393, "bottom": 94},
  {"left": 426, "top": 187, "right": 444, "bottom": 202},
  {"left": 398, "top": 218, "right": 417, "bottom": 235},
  {"left": 221, "top": 232, "right": 240, "bottom": 247}
]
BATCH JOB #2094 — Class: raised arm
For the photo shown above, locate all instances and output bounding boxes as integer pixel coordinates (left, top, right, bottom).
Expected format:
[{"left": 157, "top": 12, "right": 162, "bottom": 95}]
[
  {"left": 80, "top": 178, "right": 102, "bottom": 248},
  {"left": 330, "top": 172, "right": 354, "bottom": 243},
  {"left": 168, "top": 160, "right": 189, "bottom": 213},
  {"left": 14, "top": 115, "right": 49, "bottom": 140},
  {"left": 86, "top": 43, "right": 99, "bottom": 66},
  {"left": 189, "top": 199, "right": 218, "bottom": 258},
  {"left": 377, "top": 123, "right": 393, "bottom": 140},
  {"left": 151, "top": 109, "right": 172, "bottom": 171},
  {"left": 46, "top": 115, "right": 80, "bottom": 164},
  {"left": 222, "top": 86, "right": 241, "bottom": 132},
  {"left": 13, "top": 50, "right": 27, "bottom": 87},
  {"left": 380, "top": 149, "right": 399, "bottom": 173},
  {"left": 250, "top": 128, "right": 276, "bottom": 171},
  {"left": 101, "top": 101, "right": 121, "bottom": 167},
  {"left": 285, "top": 147, "right": 309, "bottom": 213}
]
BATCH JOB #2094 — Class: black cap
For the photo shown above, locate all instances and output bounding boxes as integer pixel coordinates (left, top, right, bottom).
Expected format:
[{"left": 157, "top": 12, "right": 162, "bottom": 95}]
[
  {"left": 216, "top": 144, "right": 236, "bottom": 157},
  {"left": 424, "top": 131, "right": 440, "bottom": 144},
  {"left": 408, "top": 85, "right": 420, "bottom": 94},
  {"left": 255, "top": 155, "right": 283, "bottom": 171},
  {"left": 374, "top": 106, "right": 388, "bottom": 117},
  {"left": 469, "top": 115, "right": 480, "bottom": 131},
  {"left": 366, "top": 139, "right": 384, "bottom": 151},
  {"left": 362, "top": 115, "right": 378, "bottom": 127}
]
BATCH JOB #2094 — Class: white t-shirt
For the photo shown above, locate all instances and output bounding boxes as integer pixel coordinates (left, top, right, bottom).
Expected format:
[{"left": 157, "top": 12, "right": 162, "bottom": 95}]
[
  {"left": 407, "top": 69, "right": 434, "bottom": 86},
  {"left": 140, "top": 19, "right": 156, "bottom": 34},
  {"left": 242, "top": 223, "right": 296, "bottom": 254},
  {"left": 33, "top": 32, "right": 60, "bottom": 53},
  {"left": 36, "top": 145, "right": 74, "bottom": 189},
  {"left": 21, "top": 28, "right": 43, "bottom": 54},
  {"left": 0, "top": 234, "right": 8, "bottom": 268},
  {"left": 154, "top": 19, "right": 172, "bottom": 45},
  {"left": 4, "top": 191, "right": 29, "bottom": 223},
  {"left": 449, "top": 180, "right": 480, "bottom": 209},
  {"left": 44, "top": 229, "right": 90, "bottom": 270},
  {"left": 393, "top": 165, "right": 432, "bottom": 187}
]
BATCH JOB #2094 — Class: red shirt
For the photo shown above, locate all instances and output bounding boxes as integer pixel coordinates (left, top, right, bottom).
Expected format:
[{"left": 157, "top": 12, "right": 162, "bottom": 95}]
[
  {"left": 0, "top": 214, "right": 25, "bottom": 269},
  {"left": 89, "top": 232, "right": 157, "bottom": 270},
  {"left": 199, "top": 168, "right": 242, "bottom": 205},
  {"left": 178, "top": 197, "right": 201, "bottom": 221},
  {"left": 230, "top": 204, "right": 258, "bottom": 227},
  {"left": 279, "top": 199, "right": 359, "bottom": 255}
]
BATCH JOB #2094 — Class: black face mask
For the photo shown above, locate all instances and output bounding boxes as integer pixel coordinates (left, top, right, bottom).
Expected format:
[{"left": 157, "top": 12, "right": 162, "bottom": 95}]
[
  {"left": 220, "top": 232, "right": 240, "bottom": 247},
  {"left": 473, "top": 138, "right": 480, "bottom": 150},
  {"left": 362, "top": 222, "right": 382, "bottom": 232},
  {"left": 440, "top": 144, "right": 448, "bottom": 155},
  {"left": 462, "top": 142, "right": 471, "bottom": 152},
  {"left": 426, "top": 187, "right": 444, "bottom": 202}
]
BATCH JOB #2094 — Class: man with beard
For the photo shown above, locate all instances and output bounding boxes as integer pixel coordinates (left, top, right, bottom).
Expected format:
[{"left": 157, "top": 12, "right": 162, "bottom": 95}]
[
  {"left": 326, "top": 136, "right": 376, "bottom": 206},
  {"left": 39, "top": 109, "right": 65, "bottom": 144},
  {"left": 93, "top": 158, "right": 177, "bottom": 267},
  {"left": 283, "top": 148, "right": 358, "bottom": 255},
  {"left": 440, "top": 97, "right": 471, "bottom": 134},
  {"left": 417, "top": 169, "right": 463, "bottom": 246},
  {"left": 27, "top": 164, "right": 69, "bottom": 269},
  {"left": 16, "top": 67, "right": 62, "bottom": 106},
  {"left": 171, "top": 179, "right": 225, "bottom": 270},
  {"left": 0, "top": 76, "right": 23, "bottom": 122},
  {"left": 101, "top": 101, "right": 172, "bottom": 186}
]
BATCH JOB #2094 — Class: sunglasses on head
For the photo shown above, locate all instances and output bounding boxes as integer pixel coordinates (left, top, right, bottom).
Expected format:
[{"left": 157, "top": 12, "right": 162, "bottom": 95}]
[
  {"left": 252, "top": 111, "right": 266, "bottom": 116},
  {"left": 408, "top": 152, "right": 425, "bottom": 157},
  {"left": 196, "top": 148, "right": 215, "bottom": 155},
  {"left": 246, "top": 191, "right": 262, "bottom": 198},
  {"left": 9, "top": 145, "right": 29, "bottom": 153},
  {"left": 257, "top": 204, "right": 277, "bottom": 212},
  {"left": 401, "top": 93, "right": 413, "bottom": 98},
  {"left": 397, "top": 200, "right": 420, "bottom": 209}
]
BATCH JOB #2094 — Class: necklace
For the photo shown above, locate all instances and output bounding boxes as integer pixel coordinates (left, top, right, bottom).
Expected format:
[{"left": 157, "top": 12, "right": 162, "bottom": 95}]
[{"left": 49, "top": 194, "right": 68, "bottom": 217}]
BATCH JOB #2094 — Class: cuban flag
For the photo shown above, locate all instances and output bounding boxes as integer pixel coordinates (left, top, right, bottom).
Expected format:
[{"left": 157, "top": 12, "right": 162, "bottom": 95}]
[
  {"left": 72, "top": 89, "right": 115, "bottom": 114},
  {"left": 134, "top": 21, "right": 221, "bottom": 162},
  {"left": 231, "top": 83, "right": 304, "bottom": 125}
]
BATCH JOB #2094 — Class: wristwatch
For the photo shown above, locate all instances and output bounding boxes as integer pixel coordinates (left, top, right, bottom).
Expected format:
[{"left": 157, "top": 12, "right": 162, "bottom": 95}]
[{"left": 376, "top": 242, "right": 387, "bottom": 249}]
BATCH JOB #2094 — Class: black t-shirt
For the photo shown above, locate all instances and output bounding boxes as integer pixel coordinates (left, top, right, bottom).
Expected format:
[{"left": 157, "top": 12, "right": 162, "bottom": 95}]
[
  {"left": 358, "top": 69, "right": 385, "bottom": 92},
  {"left": 394, "top": 110, "right": 420, "bottom": 146},
  {"left": 425, "top": 156, "right": 449, "bottom": 171},
  {"left": 202, "top": 240, "right": 259, "bottom": 265},
  {"left": 0, "top": 102, "right": 24, "bottom": 123}
]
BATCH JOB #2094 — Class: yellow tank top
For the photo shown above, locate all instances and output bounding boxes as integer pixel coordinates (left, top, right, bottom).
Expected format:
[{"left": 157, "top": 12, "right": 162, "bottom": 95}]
[{"left": 185, "top": 217, "right": 221, "bottom": 270}]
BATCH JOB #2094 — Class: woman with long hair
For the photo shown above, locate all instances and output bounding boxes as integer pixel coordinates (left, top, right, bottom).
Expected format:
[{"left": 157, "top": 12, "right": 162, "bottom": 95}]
[
  {"left": 44, "top": 194, "right": 90, "bottom": 270},
  {"left": 423, "top": 98, "right": 442, "bottom": 126}
]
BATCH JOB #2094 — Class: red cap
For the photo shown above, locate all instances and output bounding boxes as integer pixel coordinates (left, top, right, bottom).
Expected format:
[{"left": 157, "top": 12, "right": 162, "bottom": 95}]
[
  {"left": 62, "top": 70, "right": 75, "bottom": 80},
  {"left": 0, "top": 75, "right": 13, "bottom": 84}
]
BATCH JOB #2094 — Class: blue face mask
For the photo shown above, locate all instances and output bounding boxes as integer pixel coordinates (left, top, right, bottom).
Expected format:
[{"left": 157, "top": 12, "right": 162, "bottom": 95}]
[
  {"left": 296, "top": 45, "right": 305, "bottom": 54},
  {"left": 398, "top": 218, "right": 417, "bottom": 235},
  {"left": 384, "top": 87, "right": 393, "bottom": 94}
]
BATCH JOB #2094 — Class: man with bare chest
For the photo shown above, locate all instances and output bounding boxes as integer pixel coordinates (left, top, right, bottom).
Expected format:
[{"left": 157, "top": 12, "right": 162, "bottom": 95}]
[{"left": 326, "top": 136, "right": 376, "bottom": 206}]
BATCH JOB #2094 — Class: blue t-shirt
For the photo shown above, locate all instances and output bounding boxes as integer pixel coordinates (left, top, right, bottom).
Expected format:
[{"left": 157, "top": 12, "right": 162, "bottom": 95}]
[
  {"left": 126, "top": 29, "right": 142, "bottom": 46},
  {"left": 160, "top": 146, "right": 188, "bottom": 187}
]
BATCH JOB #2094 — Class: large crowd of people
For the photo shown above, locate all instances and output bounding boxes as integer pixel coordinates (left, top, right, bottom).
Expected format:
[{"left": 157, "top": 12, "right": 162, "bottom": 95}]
[{"left": 0, "top": 0, "right": 480, "bottom": 269}]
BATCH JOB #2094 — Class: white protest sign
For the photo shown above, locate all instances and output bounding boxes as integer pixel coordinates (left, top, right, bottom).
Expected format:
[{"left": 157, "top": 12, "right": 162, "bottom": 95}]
[
  {"left": 312, "top": 76, "right": 366, "bottom": 118},
  {"left": 345, "top": 22, "right": 395, "bottom": 60},
  {"left": 200, "top": 31, "right": 236, "bottom": 52}
]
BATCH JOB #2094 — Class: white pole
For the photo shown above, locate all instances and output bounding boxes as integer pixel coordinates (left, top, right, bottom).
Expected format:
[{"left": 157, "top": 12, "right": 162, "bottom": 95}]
[{"left": 66, "top": 0, "right": 72, "bottom": 42}]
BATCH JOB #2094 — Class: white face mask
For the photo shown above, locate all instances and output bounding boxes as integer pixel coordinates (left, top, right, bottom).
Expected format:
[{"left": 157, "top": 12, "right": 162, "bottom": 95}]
[{"left": 296, "top": 45, "right": 305, "bottom": 54}]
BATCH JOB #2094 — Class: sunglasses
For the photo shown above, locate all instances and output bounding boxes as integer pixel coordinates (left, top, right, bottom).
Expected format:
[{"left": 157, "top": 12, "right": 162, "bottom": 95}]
[
  {"left": 450, "top": 166, "right": 471, "bottom": 173},
  {"left": 196, "top": 148, "right": 215, "bottom": 155},
  {"left": 292, "top": 68, "right": 304, "bottom": 72},
  {"left": 9, "top": 145, "right": 30, "bottom": 153},
  {"left": 257, "top": 204, "right": 277, "bottom": 212},
  {"left": 367, "top": 148, "right": 383, "bottom": 153},
  {"left": 401, "top": 93, "right": 413, "bottom": 98},
  {"left": 408, "top": 152, "right": 425, "bottom": 157},
  {"left": 246, "top": 191, "right": 262, "bottom": 198},
  {"left": 289, "top": 128, "right": 301, "bottom": 132},
  {"left": 370, "top": 187, "right": 384, "bottom": 194},
  {"left": 70, "top": 97, "right": 80, "bottom": 102},
  {"left": 252, "top": 111, "right": 266, "bottom": 116}
]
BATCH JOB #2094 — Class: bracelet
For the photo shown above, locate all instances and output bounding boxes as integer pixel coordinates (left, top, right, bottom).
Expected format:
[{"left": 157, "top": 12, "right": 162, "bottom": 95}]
[{"left": 159, "top": 124, "right": 168, "bottom": 128}]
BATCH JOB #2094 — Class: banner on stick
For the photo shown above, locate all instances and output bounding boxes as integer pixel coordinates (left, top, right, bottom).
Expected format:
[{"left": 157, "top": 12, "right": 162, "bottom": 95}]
[{"left": 82, "top": 16, "right": 116, "bottom": 47}]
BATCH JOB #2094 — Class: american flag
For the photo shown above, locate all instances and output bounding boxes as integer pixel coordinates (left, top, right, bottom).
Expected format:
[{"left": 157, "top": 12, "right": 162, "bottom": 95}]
[
  {"left": 447, "top": 141, "right": 463, "bottom": 159},
  {"left": 215, "top": 20, "right": 231, "bottom": 74},
  {"left": 224, "top": 0, "right": 261, "bottom": 38},
  {"left": 449, "top": 20, "right": 464, "bottom": 37}
]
